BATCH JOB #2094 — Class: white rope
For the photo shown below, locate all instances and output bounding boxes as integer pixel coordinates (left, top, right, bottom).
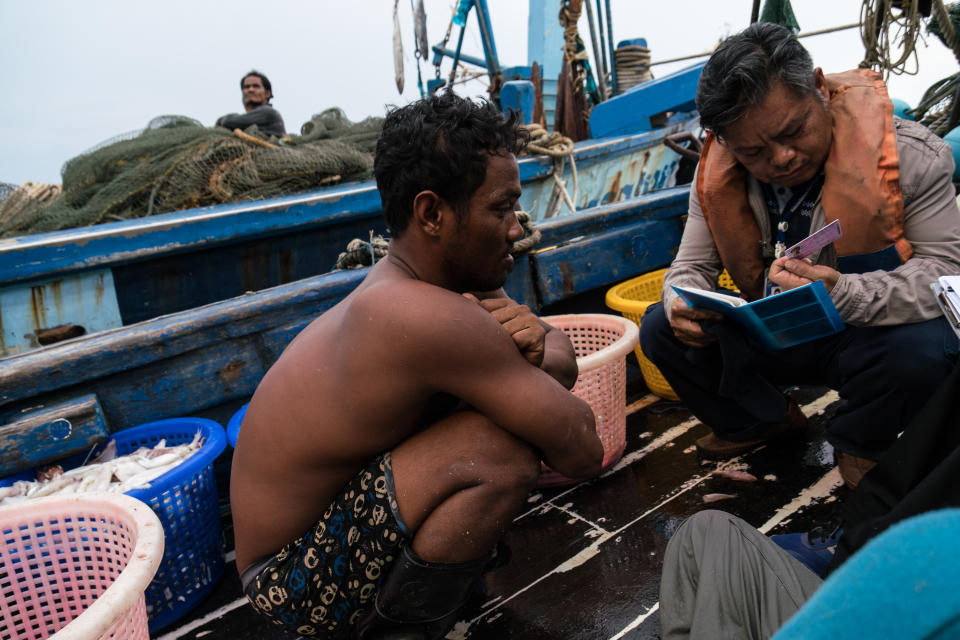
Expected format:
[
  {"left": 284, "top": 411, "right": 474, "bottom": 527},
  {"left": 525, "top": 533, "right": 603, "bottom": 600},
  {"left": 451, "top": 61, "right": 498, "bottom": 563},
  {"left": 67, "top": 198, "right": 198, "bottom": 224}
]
[{"left": 859, "top": 0, "right": 924, "bottom": 77}]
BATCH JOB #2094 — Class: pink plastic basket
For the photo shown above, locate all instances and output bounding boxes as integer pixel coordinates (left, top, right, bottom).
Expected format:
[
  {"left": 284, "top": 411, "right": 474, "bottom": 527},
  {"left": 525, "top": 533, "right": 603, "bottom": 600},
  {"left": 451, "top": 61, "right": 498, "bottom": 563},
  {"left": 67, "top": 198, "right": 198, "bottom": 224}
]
[
  {"left": 0, "top": 494, "right": 164, "bottom": 640},
  {"left": 538, "top": 314, "right": 640, "bottom": 487}
]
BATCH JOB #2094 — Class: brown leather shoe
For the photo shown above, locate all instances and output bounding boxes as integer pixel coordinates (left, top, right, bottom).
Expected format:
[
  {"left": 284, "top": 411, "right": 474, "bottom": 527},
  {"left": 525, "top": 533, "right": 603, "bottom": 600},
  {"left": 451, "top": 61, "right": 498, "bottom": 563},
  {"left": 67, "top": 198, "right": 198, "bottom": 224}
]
[
  {"left": 696, "top": 402, "right": 808, "bottom": 460},
  {"left": 836, "top": 452, "right": 877, "bottom": 490},
  {"left": 695, "top": 432, "right": 768, "bottom": 458}
]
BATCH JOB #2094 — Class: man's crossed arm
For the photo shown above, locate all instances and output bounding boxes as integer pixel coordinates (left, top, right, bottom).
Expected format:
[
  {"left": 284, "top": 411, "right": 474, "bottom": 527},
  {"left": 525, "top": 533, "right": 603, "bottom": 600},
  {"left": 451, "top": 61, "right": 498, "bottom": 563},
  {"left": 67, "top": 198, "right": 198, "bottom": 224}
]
[{"left": 463, "top": 291, "right": 579, "bottom": 389}]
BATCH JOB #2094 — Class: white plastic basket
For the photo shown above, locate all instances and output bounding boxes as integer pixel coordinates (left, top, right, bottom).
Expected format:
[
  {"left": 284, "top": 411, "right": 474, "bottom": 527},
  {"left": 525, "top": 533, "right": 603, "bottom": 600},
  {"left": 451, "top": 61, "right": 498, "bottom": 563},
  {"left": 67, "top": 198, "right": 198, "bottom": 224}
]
[
  {"left": 539, "top": 314, "right": 640, "bottom": 486},
  {"left": 0, "top": 494, "right": 164, "bottom": 640}
]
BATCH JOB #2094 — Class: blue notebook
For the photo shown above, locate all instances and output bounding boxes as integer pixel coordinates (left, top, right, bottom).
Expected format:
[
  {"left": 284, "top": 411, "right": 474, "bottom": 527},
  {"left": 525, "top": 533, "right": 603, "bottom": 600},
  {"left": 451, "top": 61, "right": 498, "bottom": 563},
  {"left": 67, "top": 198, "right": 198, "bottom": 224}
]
[{"left": 672, "top": 280, "right": 845, "bottom": 350}]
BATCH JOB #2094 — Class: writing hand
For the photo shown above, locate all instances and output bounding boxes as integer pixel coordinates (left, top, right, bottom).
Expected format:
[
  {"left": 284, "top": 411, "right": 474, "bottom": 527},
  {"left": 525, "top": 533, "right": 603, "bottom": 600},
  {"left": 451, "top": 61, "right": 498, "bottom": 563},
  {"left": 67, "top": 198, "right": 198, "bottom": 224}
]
[
  {"left": 768, "top": 257, "right": 840, "bottom": 292},
  {"left": 463, "top": 293, "right": 546, "bottom": 367},
  {"left": 669, "top": 297, "right": 722, "bottom": 348}
]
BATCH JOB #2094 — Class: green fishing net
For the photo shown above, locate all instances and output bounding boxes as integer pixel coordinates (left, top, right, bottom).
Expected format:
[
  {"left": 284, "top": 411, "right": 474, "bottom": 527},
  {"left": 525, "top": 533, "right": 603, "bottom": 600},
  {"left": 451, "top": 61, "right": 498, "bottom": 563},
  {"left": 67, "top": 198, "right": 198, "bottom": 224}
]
[
  {"left": 0, "top": 183, "right": 15, "bottom": 203},
  {"left": 912, "top": 2, "right": 960, "bottom": 135},
  {"left": 0, "top": 109, "right": 383, "bottom": 238}
]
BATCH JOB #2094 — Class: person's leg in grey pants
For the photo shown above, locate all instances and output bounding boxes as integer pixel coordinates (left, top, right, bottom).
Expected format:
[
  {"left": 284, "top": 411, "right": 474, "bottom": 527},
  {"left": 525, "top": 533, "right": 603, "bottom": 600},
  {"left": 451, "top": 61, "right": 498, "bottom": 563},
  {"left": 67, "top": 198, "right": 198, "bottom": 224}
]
[{"left": 660, "top": 510, "right": 823, "bottom": 640}]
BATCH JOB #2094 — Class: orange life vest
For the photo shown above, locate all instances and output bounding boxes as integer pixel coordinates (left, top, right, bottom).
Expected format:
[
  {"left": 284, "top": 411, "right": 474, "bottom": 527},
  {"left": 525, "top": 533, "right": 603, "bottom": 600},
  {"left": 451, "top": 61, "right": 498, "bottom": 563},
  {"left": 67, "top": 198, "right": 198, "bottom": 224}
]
[{"left": 696, "top": 69, "right": 911, "bottom": 301}]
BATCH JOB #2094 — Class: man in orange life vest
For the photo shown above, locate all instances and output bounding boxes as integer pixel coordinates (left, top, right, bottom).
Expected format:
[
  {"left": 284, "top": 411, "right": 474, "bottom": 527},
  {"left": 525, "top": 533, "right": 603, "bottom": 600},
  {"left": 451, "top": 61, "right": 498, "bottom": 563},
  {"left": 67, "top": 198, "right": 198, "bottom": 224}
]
[{"left": 639, "top": 22, "right": 960, "bottom": 489}]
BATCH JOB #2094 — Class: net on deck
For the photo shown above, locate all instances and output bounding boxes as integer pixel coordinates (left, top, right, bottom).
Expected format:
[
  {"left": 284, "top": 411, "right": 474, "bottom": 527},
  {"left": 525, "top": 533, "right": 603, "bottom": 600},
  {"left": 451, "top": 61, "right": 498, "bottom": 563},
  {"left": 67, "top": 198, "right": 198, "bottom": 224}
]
[{"left": 0, "top": 109, "right": 382, "bottom": 238}]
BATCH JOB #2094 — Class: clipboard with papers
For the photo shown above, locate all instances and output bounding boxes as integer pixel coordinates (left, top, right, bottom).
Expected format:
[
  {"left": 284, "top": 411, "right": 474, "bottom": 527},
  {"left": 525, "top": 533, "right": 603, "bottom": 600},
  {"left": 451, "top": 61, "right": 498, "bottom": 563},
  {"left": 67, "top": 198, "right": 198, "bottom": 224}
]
[{"left": 932, "top": 275, "right": 960, "bottom": 340}]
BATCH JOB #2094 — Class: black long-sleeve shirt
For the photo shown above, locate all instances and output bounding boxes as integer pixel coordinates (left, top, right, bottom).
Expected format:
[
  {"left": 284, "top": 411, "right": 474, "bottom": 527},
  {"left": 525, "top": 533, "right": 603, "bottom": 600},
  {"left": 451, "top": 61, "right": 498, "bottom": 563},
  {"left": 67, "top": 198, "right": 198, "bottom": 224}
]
[{"left": 216, "top": 104, "right": 286, "bottom": 138}]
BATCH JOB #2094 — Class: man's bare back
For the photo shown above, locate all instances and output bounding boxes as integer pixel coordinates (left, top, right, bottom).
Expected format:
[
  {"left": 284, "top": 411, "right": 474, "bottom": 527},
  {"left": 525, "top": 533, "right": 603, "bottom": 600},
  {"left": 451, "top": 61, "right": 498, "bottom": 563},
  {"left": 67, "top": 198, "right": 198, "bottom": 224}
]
[{"left": 231, "top": 258, "right": 469, "bottom": 568}]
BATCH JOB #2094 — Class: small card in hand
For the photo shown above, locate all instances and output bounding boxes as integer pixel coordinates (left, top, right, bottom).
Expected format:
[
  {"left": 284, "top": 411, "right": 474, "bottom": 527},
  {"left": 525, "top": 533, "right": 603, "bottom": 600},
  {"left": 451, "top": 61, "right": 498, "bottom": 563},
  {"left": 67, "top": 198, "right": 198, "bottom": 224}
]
[{"left": 785, "top": 220, "right": 842, "bottom": 260}]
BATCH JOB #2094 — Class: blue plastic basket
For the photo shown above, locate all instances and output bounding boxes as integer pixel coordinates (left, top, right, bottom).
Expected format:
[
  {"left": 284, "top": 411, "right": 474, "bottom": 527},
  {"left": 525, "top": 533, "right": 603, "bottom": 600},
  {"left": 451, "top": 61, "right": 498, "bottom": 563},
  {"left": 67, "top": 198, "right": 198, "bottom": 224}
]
[
  {"left": 0, "top": 417, "right": 228, "bottom": 632},
  {"left": 111, "top": 417, "right": 227, "bottom": 633},
  {"left": 226, "top": 403, "right": 248, "bottom": 448}
]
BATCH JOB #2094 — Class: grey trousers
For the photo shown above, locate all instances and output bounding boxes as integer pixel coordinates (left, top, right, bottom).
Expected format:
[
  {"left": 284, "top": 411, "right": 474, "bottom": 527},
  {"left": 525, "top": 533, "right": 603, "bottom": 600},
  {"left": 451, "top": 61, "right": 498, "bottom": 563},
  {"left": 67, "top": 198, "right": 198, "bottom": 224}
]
[{"left": 659, "top": 510, "right": 823, "bottom": 640}]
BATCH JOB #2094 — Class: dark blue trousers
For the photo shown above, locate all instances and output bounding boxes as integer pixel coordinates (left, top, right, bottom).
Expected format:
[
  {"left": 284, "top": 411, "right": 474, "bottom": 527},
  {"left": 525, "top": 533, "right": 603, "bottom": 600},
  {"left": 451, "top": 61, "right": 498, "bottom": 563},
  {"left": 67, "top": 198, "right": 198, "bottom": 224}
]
[
  {"left": 639, "top": 302, "right": 960, "bottom": 459},
  {"left": 831, "top": 360, "right": 960, "bottom": 572}
]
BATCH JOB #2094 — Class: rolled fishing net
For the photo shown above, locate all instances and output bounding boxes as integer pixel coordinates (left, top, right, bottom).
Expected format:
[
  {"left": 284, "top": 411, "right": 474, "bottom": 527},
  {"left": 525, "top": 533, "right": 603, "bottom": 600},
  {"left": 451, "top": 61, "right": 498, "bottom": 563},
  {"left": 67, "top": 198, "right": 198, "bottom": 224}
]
[{"left": 0, "top": 109, "right": 382, "bottom": 238}]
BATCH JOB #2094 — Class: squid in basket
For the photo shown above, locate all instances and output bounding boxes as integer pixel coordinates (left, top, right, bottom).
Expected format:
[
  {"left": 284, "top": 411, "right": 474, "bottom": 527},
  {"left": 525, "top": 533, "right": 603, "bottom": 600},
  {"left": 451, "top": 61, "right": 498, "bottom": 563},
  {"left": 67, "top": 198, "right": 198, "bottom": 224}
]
[{"left": 0, "top": 430, "right": 204, "bottom": 505}]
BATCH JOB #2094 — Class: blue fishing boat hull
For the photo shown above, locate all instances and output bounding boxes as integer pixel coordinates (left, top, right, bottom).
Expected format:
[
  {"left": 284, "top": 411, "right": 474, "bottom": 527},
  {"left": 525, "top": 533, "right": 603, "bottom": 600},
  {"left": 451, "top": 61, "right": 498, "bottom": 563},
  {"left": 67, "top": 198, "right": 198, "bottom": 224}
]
[
  {"left": 0, "top": 117, "right": 697, "bottom": 359},
  {"left": 0, "top": 187, "right": 689, "bottom": 456}
]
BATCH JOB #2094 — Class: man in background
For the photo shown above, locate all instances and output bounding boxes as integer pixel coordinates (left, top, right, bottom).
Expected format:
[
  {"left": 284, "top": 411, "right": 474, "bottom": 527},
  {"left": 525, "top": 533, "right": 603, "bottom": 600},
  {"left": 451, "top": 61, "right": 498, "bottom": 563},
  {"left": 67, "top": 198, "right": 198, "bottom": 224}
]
[{"left": 216, "top": 70, "right": 286, "bottom": 138}]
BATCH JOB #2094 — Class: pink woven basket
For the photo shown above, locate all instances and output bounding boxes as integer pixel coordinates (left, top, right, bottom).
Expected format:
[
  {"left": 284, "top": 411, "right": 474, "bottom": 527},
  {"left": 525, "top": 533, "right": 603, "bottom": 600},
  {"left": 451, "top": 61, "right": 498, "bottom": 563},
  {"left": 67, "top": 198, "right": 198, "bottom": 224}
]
[
  {"left": 538, "top": 314, "right": 640, "bottom": 487},
  {"left": 0, "top": 494, "right": 164, "bottom": 640}
]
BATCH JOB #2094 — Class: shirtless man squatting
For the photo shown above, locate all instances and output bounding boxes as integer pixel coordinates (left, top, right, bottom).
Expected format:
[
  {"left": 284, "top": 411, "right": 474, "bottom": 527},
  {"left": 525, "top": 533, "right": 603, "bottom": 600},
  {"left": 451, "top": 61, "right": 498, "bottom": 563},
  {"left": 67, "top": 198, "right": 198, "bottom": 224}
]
[{"left": 230, "top": 92, "right": 604, "bottom": 639}]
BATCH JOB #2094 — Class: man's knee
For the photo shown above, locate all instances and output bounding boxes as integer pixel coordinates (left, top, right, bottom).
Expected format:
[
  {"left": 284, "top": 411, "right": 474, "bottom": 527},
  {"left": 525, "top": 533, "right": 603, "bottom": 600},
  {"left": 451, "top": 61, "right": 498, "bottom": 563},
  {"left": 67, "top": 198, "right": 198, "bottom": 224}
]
[
  {"left": 884, "top": 321, "right": 956, "bottom": 383},
  {"left": 447, "top": 412, "right": 540, "bottom": 491},
  {"left": 670, "top": 509, "right": 739, "bottom": 549},
  {"left": 847, "top": 321, "right": 955, "bottom": 386},
  {"left": 639, "top": 302, "right": 673, "bottom": 363},
  {"left": 663, "top": 510, "right": 741, "bottom": 591}
]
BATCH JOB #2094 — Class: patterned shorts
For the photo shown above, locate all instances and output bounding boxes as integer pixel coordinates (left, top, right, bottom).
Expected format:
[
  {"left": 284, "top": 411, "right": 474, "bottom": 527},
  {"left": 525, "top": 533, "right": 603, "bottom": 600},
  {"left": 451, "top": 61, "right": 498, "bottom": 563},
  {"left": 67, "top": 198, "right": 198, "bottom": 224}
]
[{"left": 243, "top": 452, "right": 411, "bottom": 638}]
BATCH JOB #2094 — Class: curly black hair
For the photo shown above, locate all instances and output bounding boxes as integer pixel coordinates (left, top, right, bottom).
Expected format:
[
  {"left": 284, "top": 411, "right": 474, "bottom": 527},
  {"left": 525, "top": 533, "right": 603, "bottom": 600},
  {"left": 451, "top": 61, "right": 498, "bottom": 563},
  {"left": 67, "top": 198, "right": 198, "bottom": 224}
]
[{"left": 374, "top": 92, "right": 528, "bottom": 237}]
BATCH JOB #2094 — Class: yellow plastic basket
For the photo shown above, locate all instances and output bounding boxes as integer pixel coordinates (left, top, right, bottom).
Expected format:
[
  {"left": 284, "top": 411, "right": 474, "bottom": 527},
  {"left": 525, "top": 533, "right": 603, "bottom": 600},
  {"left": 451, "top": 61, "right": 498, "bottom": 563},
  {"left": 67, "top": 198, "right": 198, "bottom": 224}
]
[{"left": 605, "top": 268, "right": 737, "bottom": 401}]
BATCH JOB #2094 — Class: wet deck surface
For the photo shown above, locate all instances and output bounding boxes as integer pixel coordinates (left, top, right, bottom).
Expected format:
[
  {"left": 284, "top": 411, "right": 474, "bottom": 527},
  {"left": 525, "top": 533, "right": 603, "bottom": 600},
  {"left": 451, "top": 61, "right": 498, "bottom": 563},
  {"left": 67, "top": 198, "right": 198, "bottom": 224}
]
[{"left": 156, "top": 370, "right": 848, "bottom": 640}]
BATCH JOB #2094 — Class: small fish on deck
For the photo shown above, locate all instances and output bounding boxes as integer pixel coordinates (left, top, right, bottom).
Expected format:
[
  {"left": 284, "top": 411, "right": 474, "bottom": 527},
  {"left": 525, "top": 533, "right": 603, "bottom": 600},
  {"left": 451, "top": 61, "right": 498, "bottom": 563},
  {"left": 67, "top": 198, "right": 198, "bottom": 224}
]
[
  {"left": 712, "top": 468, "right": 759, "bottom": 482},
  {"left": 703, "top": 493, "right": 738, "bottom": 503}
]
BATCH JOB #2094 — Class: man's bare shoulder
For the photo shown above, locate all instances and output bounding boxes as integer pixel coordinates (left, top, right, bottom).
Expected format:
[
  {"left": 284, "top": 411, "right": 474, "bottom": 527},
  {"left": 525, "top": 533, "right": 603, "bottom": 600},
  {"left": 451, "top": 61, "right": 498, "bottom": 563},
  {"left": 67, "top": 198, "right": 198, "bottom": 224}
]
[{"left": 348, "top": 276, "right": 507, "bottom": 342}]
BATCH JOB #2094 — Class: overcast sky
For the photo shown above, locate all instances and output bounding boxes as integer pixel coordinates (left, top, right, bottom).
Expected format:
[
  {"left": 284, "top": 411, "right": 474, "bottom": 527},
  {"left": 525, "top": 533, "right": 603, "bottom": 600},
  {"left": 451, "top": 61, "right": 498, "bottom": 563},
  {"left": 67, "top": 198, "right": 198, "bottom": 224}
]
[{"left": 3, "top": 0, "right": 957, "bottom": 185}]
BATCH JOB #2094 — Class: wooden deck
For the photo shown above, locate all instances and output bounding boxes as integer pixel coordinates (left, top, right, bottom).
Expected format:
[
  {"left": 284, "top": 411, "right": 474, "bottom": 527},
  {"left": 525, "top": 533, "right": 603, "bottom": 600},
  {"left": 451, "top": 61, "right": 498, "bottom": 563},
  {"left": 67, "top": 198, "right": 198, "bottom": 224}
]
[{"left": 154, "top": 366, "right": 848, "bottom": 640}]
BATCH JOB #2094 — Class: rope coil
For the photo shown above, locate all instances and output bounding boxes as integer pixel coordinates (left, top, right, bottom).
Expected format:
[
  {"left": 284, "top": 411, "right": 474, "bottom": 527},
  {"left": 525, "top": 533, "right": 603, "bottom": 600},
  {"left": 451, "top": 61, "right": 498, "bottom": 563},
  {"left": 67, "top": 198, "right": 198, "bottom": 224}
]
[
  {"left": 614, "top": 45, "right": 653, "bottom": 93},
  {"left": 519, "top": 124, "right": 579, "bottom": 218},
  {"left": 511, "top": 210, "right": 542, "bottom": 256},
  {"left": 521, "top": 124, "right": 576, "bottom": 158},
  {"left": 859, "top": 0, "right": 924, "bottom": 77},
  {"left": 334, "top": 233, "right": 390, "bottom": 270}
]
